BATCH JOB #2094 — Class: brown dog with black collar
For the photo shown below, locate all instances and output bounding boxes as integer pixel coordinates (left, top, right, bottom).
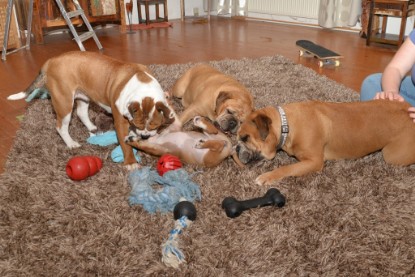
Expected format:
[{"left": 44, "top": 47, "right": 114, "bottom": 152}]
[
  {"left": 8, "top": 51, "right": 178, "bottom": 169},
  {"left": 236, "top": 100, "right": 415, "bottom": 185},
  {"left": 172, "top": 64, "right": 254, "bottom": 134}
]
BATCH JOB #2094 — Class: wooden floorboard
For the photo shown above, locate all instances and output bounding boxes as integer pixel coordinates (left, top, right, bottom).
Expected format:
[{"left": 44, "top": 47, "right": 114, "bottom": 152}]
[{"left": 0, "top": 17, "right": 398, "bottom": 173}]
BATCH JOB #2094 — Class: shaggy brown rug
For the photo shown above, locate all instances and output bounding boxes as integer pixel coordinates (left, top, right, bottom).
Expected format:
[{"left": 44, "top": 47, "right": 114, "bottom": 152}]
[{"left": 1, "top": 55, "right": 414, "bottom": 276}]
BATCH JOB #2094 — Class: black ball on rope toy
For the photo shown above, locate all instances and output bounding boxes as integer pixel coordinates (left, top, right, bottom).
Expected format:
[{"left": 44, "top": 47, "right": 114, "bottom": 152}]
[
  {"left": 174, "top": 201, "right": 197, "bottom": 221},
  {"left": 162, "top": 200, "right": 198, "bottom": 268}
]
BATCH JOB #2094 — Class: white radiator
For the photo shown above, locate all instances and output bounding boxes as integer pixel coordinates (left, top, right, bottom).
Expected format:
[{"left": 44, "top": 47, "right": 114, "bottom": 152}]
[{"left": 248, "top": 0, "right": 320, "bottom": 19}]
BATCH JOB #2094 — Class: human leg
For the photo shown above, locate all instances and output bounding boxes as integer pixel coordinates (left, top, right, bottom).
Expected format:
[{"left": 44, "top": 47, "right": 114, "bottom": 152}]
[
  {"left": 360, "top": 73, "right": 382, "bottom": 101},
  {"left": 360, "top": 73, "right": 415, "bottom": 106}
]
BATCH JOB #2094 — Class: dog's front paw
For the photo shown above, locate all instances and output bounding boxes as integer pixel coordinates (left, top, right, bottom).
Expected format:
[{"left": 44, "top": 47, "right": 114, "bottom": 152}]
[
  {"left": 195, "top": 139, "right": 206, "bottom": 149},
  {"left": 193, "top": 116, "right": 202, "bottom": 124},
  {"left": 67, "top": 141, "right": 81, "bottom": 149},
  {"left": 255, "top": 172, "right": 279, "bottom": 186},
  {"left": 125, "top": 163, "right": 142, "bottom": 171},
  {"left": 124, "top": 135, "right": 137, "bottom": 143},
  {"left": 193, "top": 116, "right": 209, "bottom": 129}
]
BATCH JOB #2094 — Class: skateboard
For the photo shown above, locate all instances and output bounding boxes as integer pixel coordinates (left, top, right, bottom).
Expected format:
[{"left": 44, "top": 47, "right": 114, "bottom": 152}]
[{"left": 296, "top": 40, "right": 343, "bottom": 68}]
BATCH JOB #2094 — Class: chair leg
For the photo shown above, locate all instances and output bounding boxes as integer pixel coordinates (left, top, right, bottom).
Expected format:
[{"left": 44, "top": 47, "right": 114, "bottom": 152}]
[
  {"left": 163, "top": 1, "right": 168, "bottom": 21},
  {"left": 155, "top": 3, "right": 160, "bottom": 20},
  {"left": 366, "top": 0, "right": 374, "bottom": 46},
  {"left": 398, "top": 2, "right": 409, "bottom": 46},
  {"left": 137, "top": 2, "right": 143, "bottom": 24},
  {"left": 145, "top": 2, "right": 150, "bottom": 24}
]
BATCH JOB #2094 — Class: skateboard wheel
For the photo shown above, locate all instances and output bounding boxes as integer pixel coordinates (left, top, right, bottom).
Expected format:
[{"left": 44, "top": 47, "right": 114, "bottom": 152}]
[
  {"left": 335, "top": 60, "right": 340, "bottom": 67},
  {"left": 318, "top": 61, "right": 324, "bottom": 67},
  {"left": 299, "top": 50, "right": 304, "bottom": 56}
]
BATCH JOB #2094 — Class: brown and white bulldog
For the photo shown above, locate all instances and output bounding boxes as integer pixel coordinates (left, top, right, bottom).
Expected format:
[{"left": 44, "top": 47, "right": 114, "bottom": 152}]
[
  {"left": 8, "top": 51, "right": 178, "bottom": 169},
  {"left": 172, "top": 64, "right": 254, "bottom": 134},
  {"left": 125, "top": 116, "right": 243, "bottom": 168},
  {"left": 236, "top": 100, "right": 415, "bottom": 186}
]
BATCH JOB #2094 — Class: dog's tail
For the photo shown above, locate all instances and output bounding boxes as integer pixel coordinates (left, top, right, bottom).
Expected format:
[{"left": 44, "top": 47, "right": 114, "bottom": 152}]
[{"left": 7, "top": 70, "right": 47, "bottom": 101}]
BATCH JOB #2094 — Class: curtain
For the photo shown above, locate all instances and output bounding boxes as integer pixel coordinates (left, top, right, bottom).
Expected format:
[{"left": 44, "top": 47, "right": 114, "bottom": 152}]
[
  {"left": 318, "top": 0, "right": 362, "bottom": 28},
  {"left": 210, "top": 0, "right": 247, "bottom": 17}
]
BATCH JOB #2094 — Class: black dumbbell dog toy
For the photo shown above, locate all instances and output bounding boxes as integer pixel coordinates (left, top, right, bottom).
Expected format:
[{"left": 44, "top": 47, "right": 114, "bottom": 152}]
[{"left": 222, "top": 188, "right": 286, "bottom": 218}]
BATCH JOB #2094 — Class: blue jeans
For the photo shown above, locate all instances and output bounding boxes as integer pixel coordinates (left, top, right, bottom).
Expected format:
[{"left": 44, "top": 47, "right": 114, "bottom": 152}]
[{"left": 360, "top": 73, "right": 415, "bottom": 107}]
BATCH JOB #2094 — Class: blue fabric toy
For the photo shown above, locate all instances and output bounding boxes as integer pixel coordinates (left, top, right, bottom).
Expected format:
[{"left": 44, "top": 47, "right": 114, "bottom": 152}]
[
  {"left": 87, "top": 131, "right": 141, "bottom": 163},
  {"left": 26, "top": 88, "right": 50, "bottom": 102}
]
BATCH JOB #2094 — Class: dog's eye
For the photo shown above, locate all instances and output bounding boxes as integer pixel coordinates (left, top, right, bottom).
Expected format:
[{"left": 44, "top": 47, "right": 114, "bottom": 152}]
[{"left": 240, "top": 134, "right": 249, "bottom": 142}]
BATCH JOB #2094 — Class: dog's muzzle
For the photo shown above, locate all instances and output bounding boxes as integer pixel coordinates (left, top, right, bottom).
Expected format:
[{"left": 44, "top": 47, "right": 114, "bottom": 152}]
[
  {"left": 128, "top": 126, "right": 152, "bottom": 141},
  {"left": 215, "top": 116, "right": 239, "bottom": 134},
  {"left": 235, "top": 143, "right": 262, "bottom": 164}
]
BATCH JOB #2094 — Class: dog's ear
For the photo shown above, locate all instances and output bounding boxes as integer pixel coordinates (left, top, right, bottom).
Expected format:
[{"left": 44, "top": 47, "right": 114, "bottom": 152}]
[
  {"left": 252, "top": 114, "right": 272, "bottom": 141},
  {"left": 215, "top": 91, "right": 232, "bottom": 111},
  {"left": 127, "top": 102, "right": 141, "bottom": 121},
  {"left": 155, "top": 101, "right": 175, "bottom": 126}
]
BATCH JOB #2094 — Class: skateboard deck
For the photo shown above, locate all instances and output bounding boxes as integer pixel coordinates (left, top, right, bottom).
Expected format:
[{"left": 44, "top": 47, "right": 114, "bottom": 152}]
[{"left": 296, "top": 40, "right": 343, "bottom": 67}]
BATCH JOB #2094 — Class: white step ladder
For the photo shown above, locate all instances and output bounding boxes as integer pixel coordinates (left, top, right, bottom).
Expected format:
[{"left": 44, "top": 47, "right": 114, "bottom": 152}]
[
  {"left": 2, "top": 0, "right": 103, "bottom": 61},
  {"left": 55, "top": 0, "right": 103, "bottom": 51},
  {"left": 2, "top": 0, "right": 33, "bottom": 61}
]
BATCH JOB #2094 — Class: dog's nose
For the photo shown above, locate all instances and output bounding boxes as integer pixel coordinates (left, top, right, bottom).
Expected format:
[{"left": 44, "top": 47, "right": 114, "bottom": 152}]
[
  {"left": 141, "top": 134, "right": 150, "bottom": 140},
  {"left": 228, "top": 119, "right": 237, "bottom": 130}
]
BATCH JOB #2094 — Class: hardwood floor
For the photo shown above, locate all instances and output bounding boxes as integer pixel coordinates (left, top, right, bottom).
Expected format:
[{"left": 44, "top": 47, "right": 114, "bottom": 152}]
[{"left": 0, "top": 17, "right": 397, "bottom": 173}]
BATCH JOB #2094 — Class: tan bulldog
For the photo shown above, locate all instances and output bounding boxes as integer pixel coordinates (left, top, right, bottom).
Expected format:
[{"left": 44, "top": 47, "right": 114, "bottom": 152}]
[
  {"left": 236, "top": 100, "right": 415, "bottom": 185},
  {"left": 8, "top": 51, "right": 178, "bottom": 169},
  {"left": 172, "top": 64, "right": 254, "bottom": 134}
]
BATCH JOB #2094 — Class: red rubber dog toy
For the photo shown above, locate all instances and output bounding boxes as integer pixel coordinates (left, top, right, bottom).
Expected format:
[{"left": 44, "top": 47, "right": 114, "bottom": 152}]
[
  {"left": 157, "top": 154, "right": 182, "bottom": 176},
  {"left": 66, "top": 156, "right": 103, "bottom": 181}
]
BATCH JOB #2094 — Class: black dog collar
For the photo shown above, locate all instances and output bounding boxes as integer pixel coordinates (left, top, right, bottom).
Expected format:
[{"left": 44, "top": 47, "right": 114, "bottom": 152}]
[{"left": 276, "top": 106, "right": 289, "bottom": 150}]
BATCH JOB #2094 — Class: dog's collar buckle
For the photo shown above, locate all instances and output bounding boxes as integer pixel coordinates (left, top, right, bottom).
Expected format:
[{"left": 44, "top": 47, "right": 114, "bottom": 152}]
[
  {"left": 281, "top": 125, "right": 289, "bottom": 134},
  {"left": 277, "top": 106, "right": 289, "bottom": 150}
]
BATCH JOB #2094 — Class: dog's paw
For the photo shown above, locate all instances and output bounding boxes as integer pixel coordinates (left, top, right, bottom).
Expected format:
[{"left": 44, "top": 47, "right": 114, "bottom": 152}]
[
  {"left": 124, "top": 135, "right": 137, "bottom": 143},
  {"left": 193, "top": 116, "right": 206, "bottom": 128},
  {"left": 67, "top": 141, "right": 81, "bottom": 149},
  {"left": 88, "top": 126, "right": 98, "bottom": 133},
  {"left": 195, "top": 139, "right": 206, "bottom": 149},
  {"left": 125, "top": 163, "right": 142, "bottom": 171},
  {"left": 193, "top": 116, "right": 202, "bottom": 124},
  {"left": 255, "top": 172, "right": 279, "bottom": 186}
]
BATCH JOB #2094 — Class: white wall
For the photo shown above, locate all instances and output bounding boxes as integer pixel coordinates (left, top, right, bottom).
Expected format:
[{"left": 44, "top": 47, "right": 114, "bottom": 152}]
[
  {"left": 387, "top": 17, "right": 415, "bottom": 36},
  {"left": 125, "top": 0, "right": 414, "bottom": 36}
]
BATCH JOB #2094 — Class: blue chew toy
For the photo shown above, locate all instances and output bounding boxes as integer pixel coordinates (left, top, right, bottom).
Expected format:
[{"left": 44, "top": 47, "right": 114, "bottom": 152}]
[
  {"left": 87, "top": 131, "right": 141, "bottom": 163},
  {"left": 26, "top": 88, "right": 50, "bottom": 102}
]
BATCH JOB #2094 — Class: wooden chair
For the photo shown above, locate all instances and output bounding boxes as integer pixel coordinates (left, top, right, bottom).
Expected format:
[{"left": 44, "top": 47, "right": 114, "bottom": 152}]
[
  {"left": 367, "top": 0, "right": 415, "bottom": 46},
  {"left": 137, "top": 0, "right": 168, "bottom": 25}
]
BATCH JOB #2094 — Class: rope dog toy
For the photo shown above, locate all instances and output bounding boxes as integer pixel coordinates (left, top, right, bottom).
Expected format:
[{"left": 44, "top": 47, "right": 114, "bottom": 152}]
[
  {"left": 161, "top": 199, "right": 197, "bottom": 268},
  {"left": 128, "top": 167, "right": 201, "bottom": 214},
  {"left": 128, "top": 164, "right": 201, "bottom": 268}
]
